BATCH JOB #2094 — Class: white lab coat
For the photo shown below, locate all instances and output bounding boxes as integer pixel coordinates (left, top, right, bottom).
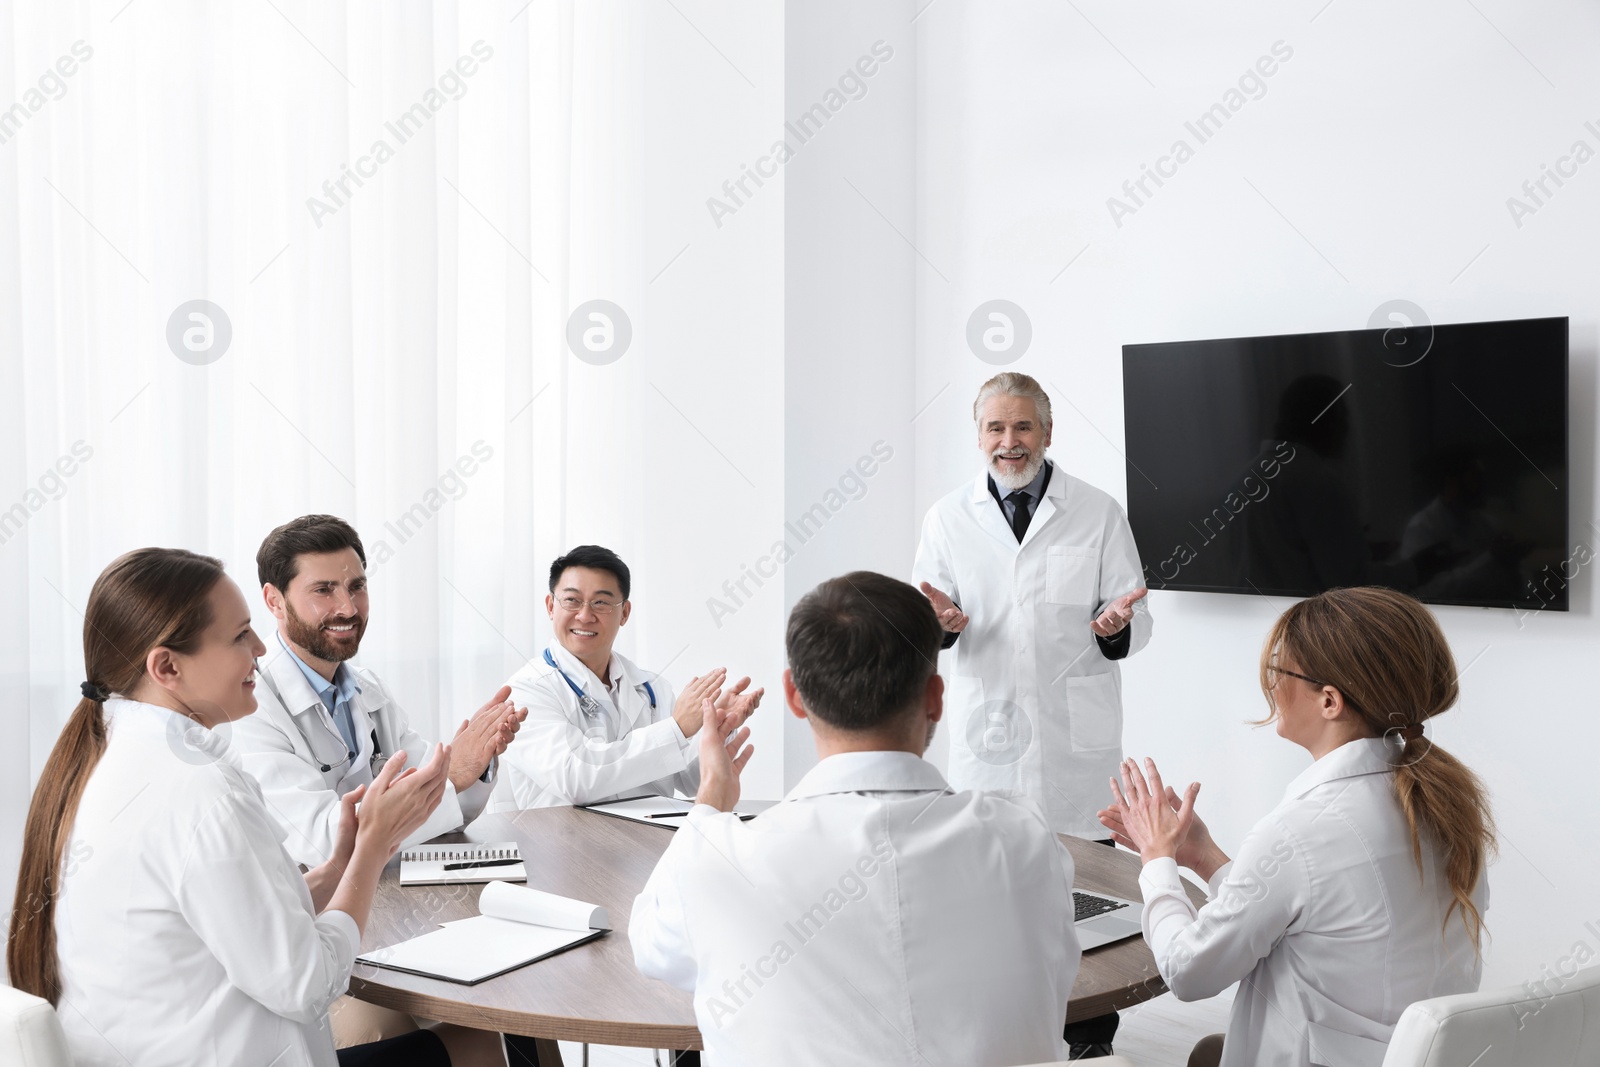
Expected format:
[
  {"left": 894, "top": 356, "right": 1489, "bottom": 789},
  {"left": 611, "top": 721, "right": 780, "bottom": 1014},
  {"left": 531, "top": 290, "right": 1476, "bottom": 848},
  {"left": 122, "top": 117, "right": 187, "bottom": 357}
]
[
  {"left": 229, "top": 637, "right": 492, "bottom": 869},
  {"left": 54, "top": 698, "right": 356, "bottom": 1067},
  {"left": 913, "top": 463, "right": 1152, "bottom": 837},
  {"left": 1139, "top": 738, "right": 1488, "bottom": 1067},
  {"left": 630, "top": 750, "right": 1082, "bottom": 1067},
  {"left": 492, "top": 643, "right": 696, "bottom": 810}
]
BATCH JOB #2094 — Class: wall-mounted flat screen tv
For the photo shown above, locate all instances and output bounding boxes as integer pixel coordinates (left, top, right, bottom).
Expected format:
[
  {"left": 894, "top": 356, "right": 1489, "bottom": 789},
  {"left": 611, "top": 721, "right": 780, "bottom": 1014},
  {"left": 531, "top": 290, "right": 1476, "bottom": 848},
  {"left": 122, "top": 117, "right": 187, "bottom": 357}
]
[{"left": 1122, "top": 316, "right": 1569, "bottom": 611}]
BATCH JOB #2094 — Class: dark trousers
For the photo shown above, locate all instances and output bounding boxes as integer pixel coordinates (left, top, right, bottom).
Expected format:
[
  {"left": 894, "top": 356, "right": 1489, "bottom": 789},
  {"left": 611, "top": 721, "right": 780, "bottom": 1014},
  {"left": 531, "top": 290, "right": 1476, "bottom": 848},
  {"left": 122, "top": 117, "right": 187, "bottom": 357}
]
[
  {"left": 336, "top": 1029, "right": 450, "bottom": 1067},
  {"left": 1064, "top": 1010, "right": 1120, "bottom": 1048}
]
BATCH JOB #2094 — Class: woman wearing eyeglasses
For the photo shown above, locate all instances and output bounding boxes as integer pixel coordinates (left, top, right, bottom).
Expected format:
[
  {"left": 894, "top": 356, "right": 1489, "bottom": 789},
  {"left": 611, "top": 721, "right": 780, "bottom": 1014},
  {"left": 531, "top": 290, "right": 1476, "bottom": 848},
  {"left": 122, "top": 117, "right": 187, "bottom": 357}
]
[{"left": 1100, "top": 586, "right": 1493, "bottom": 1067}]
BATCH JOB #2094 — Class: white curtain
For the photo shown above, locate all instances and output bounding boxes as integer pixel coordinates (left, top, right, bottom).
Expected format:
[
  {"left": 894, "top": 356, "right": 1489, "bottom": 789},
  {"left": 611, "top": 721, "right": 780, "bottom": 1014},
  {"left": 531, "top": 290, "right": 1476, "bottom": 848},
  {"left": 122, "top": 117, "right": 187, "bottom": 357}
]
[{"left": 0, "top": 0, "right": 667, "bottom": 890}]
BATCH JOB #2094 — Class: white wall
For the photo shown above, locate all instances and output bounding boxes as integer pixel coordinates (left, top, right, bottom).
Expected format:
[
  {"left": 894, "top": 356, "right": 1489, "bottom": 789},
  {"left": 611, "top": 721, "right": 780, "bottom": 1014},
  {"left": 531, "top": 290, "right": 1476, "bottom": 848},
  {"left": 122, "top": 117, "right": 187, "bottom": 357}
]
[
  {"left": 912, "top": 0, "right": 1600, "bottom": 990},
  {"left": 628, "top": 1, "right": 789, "bottom": 801}
]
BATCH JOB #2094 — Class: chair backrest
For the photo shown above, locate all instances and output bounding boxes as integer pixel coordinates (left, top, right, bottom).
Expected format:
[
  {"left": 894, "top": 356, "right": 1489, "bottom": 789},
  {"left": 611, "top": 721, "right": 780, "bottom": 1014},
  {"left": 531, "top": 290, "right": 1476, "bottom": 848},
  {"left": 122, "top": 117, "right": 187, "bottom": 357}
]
[
  {"left": 0, "top": 983, "right": 74, "bottom": 1067},
  {"left": 1382, "top": 964, "right": 1600, "bottom": 1067}
]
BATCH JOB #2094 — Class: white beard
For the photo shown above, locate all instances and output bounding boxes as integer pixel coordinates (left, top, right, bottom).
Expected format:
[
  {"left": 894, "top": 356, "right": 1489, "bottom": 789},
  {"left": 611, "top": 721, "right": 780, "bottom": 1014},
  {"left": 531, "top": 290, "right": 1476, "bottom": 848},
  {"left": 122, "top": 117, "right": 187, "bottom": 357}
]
[{"left": 986, "top": 446, "right": 1047, "bottom": 492}]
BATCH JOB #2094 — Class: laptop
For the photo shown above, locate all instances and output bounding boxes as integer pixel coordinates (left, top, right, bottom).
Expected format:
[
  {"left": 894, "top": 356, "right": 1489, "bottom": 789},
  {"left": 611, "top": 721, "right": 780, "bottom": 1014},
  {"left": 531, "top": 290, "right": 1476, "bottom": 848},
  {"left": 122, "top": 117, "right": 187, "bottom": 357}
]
[{"left": 1073, "top": 889, "right": 1144, "bottom": 950}]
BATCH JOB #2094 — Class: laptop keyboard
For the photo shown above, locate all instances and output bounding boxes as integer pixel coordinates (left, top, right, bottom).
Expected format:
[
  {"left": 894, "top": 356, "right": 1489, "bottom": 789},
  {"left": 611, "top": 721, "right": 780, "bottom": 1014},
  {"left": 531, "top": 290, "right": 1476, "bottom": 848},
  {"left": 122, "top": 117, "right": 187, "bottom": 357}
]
[{"left": 1074, "top": 891, "right": 1131, "bottom": 922}]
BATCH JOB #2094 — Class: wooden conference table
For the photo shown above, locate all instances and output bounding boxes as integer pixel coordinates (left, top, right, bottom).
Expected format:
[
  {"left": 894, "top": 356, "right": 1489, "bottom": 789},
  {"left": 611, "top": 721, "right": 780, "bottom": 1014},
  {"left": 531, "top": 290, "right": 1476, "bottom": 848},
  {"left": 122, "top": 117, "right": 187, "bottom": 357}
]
[{"left": 349, "top": 807, "right": 1206, "bottom": 1062}]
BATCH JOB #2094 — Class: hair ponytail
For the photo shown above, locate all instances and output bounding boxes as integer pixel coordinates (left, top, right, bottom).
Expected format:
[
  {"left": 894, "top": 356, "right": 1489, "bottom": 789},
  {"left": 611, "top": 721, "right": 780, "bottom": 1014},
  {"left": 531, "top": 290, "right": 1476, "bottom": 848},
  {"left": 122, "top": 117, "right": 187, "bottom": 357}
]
[
  {"left": 6, "top": 699, "right": 108, "bottom": 1003},
  {"left": 1392, "top": 738, "right": 1494, "bottom": 950},
  {"left": 6, "top": 548, "right": 224, "bottom": 1004},
  {"left": 1258, "top": 586, "right": 1496, "bottom": 953}
]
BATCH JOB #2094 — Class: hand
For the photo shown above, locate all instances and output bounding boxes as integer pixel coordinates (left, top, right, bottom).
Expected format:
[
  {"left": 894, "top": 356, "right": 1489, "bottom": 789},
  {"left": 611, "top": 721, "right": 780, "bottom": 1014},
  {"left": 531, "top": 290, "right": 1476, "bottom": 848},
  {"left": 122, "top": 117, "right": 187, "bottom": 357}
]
[
  {"left": 1102, "top": 757, "right": 1196, "bottom": 865},
  {"left": 495, "top": 704, "right": 528, "bottom": 755},
  {"left": 695, "top": 699, "right": 754, "bottom": 813},
  {"left": 1161, "top": 783, "right": 1222, "bottom": 873},
  {"left": 474, "top": 699, "right": 527, "bottom": 763},
  {"left": 713, "top": 676, "right": 763, "bottom": 729},
  {"left": 672, "top": 668, "right": 728, "bottom": 738},
  {"left": 919, "top": 582, "right": 968, "bottom": 634},
  {"left": 449, "top": 685, "right": 518, "bottom": 791},
  {"left": 1099, "top": 781, "right": 1226, "bottom": 877},
  {"left": 330, "top": 783, "right": 366, "bottom": 871},
  {"left": 357, "top": 743, "right": 451, "bottom": 857},
  {"left": 1090, "top": 587, "right": 1148, "bottom": 637},
  {"left": 303, "top": 784, "right": 368, "bottom": 913}
]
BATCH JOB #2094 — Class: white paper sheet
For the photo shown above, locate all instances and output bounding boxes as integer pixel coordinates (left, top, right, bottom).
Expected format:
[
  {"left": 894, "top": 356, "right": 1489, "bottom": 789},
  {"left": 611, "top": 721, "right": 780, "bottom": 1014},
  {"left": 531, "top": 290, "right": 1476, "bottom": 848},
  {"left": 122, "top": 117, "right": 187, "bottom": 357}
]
[
  {"left": 357, "top": 883, "right": 609, "bottom": 984},
  {"left": 584, "top": 795, "right": 751, "bottom": 825},
  {"left": 480, "top": 879, "right": 609, "bottom": 931},
  {"left": 358, "top": 916, "right": 594, "bottom": 984}
]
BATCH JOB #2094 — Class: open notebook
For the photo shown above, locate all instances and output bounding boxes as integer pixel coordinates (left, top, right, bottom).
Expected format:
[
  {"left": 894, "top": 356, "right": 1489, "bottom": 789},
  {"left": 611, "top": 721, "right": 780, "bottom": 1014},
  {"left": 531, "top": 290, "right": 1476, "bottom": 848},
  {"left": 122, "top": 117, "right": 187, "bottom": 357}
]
[
  {"left": 357, "top": 882, "right": 608, "bottom": 985},
  {"left": 399, "top": 842, "right": 526, "bottom": 886},
  {"left": 582, "top": 794, "right": 756, "bottom": 828}
]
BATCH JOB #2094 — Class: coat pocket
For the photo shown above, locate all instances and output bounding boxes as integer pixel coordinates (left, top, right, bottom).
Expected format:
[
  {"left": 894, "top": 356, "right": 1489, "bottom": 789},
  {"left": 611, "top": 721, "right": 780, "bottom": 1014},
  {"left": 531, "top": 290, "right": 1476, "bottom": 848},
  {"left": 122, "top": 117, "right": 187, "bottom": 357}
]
[
  {"left": 1046, "top": 544, "right": 1098, "bottom": 606},
  {"left": 1059, "top": 672, "right": 1122, "bottom": 753},
  {"left": 1305, "top": 1020, "right": 1390, "bottom": 1067}
]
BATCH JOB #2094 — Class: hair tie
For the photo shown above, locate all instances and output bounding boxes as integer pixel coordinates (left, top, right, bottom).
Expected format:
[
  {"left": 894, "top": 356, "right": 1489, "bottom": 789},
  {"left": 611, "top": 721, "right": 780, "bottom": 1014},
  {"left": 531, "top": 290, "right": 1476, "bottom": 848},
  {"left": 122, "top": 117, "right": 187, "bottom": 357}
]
[
  {"left": 80, "top": 680, "right": 110, "bottom": 703},
  {"left": 1384, "top": 722, "right": 1425, "bottom": 745}
]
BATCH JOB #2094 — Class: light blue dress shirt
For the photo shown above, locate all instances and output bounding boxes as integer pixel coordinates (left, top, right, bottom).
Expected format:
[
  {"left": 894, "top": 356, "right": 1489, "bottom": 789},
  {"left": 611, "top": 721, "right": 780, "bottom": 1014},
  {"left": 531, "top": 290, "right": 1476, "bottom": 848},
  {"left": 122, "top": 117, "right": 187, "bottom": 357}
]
[{"left": 277, "top": 629, "right": 363, "bottom": 757}]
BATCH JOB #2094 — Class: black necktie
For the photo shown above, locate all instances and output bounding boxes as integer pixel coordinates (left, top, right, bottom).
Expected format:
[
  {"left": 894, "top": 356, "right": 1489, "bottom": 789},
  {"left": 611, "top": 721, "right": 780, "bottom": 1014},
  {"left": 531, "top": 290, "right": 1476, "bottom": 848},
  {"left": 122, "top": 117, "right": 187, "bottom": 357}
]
[{"left": 1006, "top": 490, "right": 1032, "bottom": 542}]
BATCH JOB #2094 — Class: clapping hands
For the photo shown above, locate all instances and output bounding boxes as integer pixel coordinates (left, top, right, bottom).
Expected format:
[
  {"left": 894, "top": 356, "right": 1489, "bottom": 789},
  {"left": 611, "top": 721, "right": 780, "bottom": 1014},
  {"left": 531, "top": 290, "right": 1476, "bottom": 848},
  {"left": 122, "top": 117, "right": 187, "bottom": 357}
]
[
  {"left": 672, "top": 668, "right": 763, "bottom": 739},
  {"left": 449, "top": 685, "right": 526, "bottom": 792},
  {"left": 695, "top": 698, "right": 755, "bottom": 813},
  {"left": 1098, "top": 756, "right": 1229, "bottom": 880}
]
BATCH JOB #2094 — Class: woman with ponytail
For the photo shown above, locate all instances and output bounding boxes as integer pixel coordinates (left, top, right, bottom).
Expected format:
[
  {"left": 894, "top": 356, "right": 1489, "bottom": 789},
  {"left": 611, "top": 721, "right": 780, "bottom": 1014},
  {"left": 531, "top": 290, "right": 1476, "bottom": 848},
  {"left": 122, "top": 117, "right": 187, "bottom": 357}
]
[
  {"left": 4, "top": 548, "right": 490, "bottom": 1067},
  {"left": 1099, "top": 586, "right": 1494, "bottom": 1067}
]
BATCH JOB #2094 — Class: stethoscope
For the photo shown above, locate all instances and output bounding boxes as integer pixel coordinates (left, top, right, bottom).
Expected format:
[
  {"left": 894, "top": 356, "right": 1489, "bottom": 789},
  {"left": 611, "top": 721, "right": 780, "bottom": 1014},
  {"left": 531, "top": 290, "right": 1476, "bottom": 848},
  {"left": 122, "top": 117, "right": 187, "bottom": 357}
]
[
  {"left": 543, "top": 648, "right": 655, "bottom": 720},
  {"left": 256, "top": 657, "right": 385, "bottom": 775}
]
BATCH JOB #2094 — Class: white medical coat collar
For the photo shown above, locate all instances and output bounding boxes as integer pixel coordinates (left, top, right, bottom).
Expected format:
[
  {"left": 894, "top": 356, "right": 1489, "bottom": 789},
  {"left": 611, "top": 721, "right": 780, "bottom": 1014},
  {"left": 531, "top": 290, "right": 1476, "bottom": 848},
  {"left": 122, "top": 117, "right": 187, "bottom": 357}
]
[
  {"left": 1282, "top": 736, "right": 1395, "bottom": 802},
  {"left": 969, "top": 460, "right": 1063, "bottom": 550},
  {"left": 104, "top": 696, "right": 233, "bottom": 761},
  {"left": 544, "top": 641, "right": 653, "bottom": 715},
  {"left": 784, "top": 749, "right": 952, "bottom": 801},
  {"left": 275, "top": 628, "right": 361, "bottom": 709},
  {"left": 260, "top": 637, "right": 341, "bottom": 721},
  {"left": 968, "top": 457, "right": 1062, "bottom": 504}
]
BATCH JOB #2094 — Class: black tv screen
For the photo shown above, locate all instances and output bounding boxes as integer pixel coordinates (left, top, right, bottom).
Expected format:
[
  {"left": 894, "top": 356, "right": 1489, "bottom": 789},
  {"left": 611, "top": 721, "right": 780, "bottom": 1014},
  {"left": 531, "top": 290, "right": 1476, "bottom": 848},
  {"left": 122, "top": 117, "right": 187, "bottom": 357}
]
[{"left": 1122, "top": 316, "right": 1569, "bottom": 611}]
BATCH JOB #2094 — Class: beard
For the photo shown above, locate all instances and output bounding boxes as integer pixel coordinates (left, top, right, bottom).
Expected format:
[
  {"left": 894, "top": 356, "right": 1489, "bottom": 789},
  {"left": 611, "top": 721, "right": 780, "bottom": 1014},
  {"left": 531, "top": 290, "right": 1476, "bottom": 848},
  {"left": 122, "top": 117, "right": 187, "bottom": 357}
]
[
  {"left": 283, "top": 600, "right": 366, "bottom": 663},
  {"left": 985, "top": 443, "right": 1048, "bottom": 491}
]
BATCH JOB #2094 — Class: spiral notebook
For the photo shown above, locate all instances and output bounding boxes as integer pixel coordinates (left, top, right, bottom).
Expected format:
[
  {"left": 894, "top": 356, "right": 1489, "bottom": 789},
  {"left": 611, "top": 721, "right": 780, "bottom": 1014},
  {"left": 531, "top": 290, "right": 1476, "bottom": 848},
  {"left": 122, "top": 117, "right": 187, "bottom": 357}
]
[{"left": 398, "top": 842, "right": 526, "bottom": 886}]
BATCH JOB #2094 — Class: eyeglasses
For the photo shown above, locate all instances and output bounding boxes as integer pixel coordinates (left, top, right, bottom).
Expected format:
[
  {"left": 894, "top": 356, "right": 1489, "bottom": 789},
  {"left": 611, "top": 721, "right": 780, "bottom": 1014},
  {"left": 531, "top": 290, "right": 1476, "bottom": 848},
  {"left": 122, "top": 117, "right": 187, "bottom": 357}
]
[
  {"left": 1267, "top": 665, "right": 1365, "bottom": 714},
  {"left": 555, "top": 596, "right": 621, "bottom": 615},
  {"left": 1266, "top": 665, "right": 1328, "bottom": 689}
]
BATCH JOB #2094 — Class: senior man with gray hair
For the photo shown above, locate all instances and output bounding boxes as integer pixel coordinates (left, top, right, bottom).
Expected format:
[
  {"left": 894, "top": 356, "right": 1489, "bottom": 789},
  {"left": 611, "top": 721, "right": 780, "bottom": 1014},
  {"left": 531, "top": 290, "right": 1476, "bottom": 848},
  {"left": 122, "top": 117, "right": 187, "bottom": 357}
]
[{"left": 912, "top": 370, "right": 1151, "bottom": 1059}]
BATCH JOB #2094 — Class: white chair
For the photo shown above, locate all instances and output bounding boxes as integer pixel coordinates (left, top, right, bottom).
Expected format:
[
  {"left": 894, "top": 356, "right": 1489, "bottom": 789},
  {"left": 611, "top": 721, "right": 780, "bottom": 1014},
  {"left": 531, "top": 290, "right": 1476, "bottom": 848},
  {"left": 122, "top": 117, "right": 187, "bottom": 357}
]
[
  {"left": 0, "top": 983, "right": 73, "bottom": 1067},
  {"left": 1382, "top": 964, "right": 1600, "bottom": 1066}
]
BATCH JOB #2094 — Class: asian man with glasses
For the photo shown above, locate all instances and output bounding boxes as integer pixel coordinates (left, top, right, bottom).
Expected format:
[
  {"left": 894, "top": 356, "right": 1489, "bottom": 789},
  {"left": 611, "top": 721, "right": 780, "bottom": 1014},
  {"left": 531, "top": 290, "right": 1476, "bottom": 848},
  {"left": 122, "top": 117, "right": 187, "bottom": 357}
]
[{"left": 494, "top": 545, "right": 763, "bottom": 810}]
